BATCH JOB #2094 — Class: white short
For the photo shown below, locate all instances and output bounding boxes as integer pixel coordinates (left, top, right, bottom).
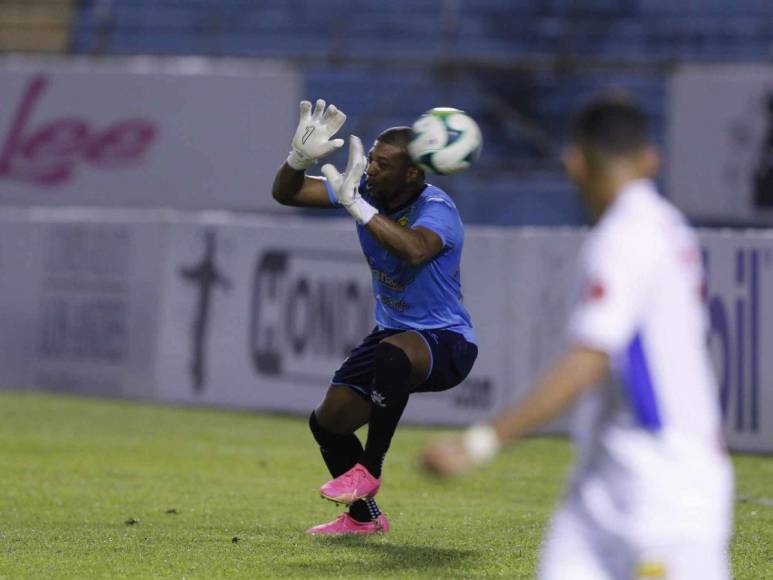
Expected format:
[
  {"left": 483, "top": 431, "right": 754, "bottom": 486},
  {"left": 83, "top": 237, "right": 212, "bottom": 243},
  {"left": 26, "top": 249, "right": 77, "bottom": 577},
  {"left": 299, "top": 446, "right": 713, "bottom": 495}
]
[{"left": 537, "top": 501, "right": 731, "bottom": 580}]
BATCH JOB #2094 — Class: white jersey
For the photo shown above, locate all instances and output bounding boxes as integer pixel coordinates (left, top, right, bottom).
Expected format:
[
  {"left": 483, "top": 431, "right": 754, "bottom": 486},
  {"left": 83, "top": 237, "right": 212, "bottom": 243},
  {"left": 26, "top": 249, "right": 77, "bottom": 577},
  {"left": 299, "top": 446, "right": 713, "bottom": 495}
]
[{"left": 564, "top": 179, "right": 733, "bottom": 546}]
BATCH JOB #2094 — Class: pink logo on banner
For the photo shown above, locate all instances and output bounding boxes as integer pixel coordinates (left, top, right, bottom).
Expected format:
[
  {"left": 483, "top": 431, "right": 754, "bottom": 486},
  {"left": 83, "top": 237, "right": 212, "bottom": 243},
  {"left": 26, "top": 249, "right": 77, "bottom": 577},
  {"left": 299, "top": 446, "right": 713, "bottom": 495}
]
[{"left": 0, "top": 75, "right": 158, "bottom": 186}]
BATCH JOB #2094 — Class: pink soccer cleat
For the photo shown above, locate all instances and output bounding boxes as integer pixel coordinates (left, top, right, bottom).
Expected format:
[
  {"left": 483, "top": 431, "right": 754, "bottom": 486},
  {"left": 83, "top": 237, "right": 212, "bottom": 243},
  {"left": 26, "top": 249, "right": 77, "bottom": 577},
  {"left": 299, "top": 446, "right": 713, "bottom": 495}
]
[
  {"left": 319, "top": 463, "right": 381, "bottom": 504},
  {"left": 306, "top": 512, "right": 389, "bottom": 535}
]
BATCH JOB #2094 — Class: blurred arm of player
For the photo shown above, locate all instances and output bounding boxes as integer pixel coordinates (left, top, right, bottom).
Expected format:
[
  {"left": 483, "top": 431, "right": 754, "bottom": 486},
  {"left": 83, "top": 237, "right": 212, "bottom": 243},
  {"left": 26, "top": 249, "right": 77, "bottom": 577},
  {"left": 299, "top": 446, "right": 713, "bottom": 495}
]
[
  {"left": 421, "top": 346, "right": 608, "bottom": 476},
  {"left": 271, "top": 99, "right": 347, "bottom": 207},
  {"left": 323, "top": 135, "right": 443, "bottom": 266}
]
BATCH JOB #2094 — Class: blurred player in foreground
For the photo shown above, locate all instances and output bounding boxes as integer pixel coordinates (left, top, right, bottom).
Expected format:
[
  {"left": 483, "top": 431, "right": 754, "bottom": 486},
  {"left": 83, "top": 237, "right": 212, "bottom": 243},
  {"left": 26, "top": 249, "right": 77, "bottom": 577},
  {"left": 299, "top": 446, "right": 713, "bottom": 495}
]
[
  {"left": 272, "top": 100, "right": 477, "bottom": 535},
  {"left": 422, "top": 97, "right": 734, "bottom": 579}
]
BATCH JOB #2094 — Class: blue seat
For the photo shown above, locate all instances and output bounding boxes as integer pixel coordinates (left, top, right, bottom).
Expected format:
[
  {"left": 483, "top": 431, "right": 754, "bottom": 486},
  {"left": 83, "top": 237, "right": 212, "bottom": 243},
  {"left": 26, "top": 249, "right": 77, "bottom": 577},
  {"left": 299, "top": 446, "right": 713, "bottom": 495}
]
[{"left": 67, "top": 0, "right": 773, "bottom": 225}]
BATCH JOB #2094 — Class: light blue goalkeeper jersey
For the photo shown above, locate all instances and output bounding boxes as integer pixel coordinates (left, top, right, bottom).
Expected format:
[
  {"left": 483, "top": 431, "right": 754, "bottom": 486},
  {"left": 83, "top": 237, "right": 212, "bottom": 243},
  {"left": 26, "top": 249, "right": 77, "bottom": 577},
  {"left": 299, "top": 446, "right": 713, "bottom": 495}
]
[{"left": 326, "top": 178, "right": 476, "bottom": 343}]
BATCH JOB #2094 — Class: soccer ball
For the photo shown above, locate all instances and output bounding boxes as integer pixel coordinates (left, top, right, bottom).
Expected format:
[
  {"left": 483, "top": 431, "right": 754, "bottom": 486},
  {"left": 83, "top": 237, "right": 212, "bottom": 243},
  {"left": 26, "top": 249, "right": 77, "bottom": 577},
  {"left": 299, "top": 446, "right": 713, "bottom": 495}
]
[{"left": 409, "top": 107, "right": 482, "bottom": 175}]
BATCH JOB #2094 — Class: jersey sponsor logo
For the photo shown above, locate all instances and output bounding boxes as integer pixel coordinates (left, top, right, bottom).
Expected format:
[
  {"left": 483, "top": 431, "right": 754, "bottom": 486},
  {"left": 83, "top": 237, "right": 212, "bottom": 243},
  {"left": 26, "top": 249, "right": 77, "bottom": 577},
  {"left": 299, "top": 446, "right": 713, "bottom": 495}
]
[
  {"left": 379, "top": 293, "right": 409, "bottom": 312},
  {"left": 367, "top": 257, "right": 415, "bottom": 292},
  {"left": 370, "top": 268, "right": 413, "bottom": 292}
]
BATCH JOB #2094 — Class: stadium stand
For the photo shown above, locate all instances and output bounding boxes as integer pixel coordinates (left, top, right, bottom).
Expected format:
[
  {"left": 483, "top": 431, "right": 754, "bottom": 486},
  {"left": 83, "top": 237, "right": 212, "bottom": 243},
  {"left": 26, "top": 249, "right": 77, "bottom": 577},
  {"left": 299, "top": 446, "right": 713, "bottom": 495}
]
[
  {"left": 25, "top": 1, "right": 773, "bottom": 223},
  {"left": 0, "top": 0, "right": 75, "bottom": 53}
]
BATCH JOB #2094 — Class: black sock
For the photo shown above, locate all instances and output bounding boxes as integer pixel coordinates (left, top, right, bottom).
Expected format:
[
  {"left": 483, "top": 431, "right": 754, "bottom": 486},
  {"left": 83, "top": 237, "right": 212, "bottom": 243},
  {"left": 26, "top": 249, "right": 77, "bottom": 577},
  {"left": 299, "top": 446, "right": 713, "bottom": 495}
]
[
  {"left": 359, "top": 342, "right": 412, "bottom": 478},
  {"left": 348, "top": 497, "right": 382, "bottom": 523},
  {"left": 308, "top": 411, "right": 381, "bottom": 522},
  {"left": 309, "top": 411, "right": 363, "bottom": 477}
]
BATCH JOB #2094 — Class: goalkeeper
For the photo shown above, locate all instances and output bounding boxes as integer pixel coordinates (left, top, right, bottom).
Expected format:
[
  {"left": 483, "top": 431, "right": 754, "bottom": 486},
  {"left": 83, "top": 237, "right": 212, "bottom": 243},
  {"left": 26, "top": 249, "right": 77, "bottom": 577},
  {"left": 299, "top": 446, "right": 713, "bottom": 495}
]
[{"left": 271, "top": 99, "right": 478, "bottom": 535}]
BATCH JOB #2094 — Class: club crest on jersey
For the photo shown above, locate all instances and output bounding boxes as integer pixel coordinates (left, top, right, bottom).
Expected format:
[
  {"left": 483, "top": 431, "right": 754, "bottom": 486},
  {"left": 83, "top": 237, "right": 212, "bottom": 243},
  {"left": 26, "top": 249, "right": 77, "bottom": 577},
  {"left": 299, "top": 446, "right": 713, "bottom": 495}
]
[{"left": 397, "top": 216, "right": 410, "bottom": 227}]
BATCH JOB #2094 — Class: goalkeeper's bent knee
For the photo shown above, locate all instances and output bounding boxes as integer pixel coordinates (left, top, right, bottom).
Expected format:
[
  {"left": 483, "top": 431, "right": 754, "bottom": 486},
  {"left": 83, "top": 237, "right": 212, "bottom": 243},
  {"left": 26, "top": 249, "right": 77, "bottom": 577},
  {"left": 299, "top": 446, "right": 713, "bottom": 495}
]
[{"left": 371, "top": 342, "right": 413, "bottom": 407}]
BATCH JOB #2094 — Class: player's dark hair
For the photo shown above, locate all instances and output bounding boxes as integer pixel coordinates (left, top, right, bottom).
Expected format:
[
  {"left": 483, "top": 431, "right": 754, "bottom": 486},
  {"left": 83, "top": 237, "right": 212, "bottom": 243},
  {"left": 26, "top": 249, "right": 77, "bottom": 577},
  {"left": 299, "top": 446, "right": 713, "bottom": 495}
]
[
  {"left": 571, "top": 95, "right": 650, "bottom": 157},
  {"left": 376, "top": 126, "right": 423, "bottom": 175},
  {"left": 376, "top": 126, "right": 414, "bottom": 150}
]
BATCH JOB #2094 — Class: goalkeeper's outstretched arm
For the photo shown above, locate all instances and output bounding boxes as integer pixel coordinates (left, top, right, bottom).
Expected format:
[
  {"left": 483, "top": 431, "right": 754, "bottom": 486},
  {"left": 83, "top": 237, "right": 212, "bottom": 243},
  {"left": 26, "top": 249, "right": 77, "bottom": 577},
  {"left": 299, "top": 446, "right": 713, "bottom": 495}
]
[{"left": 272, "top": 165, "right": 331, "bottom": 208}]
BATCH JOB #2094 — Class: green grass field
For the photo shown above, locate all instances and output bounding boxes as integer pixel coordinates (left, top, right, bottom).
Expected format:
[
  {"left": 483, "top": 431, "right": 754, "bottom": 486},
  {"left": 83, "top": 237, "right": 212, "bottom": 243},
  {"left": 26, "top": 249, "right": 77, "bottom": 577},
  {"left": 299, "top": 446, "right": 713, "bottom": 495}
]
[{"left": 0, "top": 392, "right": 770, "bottom": 579}]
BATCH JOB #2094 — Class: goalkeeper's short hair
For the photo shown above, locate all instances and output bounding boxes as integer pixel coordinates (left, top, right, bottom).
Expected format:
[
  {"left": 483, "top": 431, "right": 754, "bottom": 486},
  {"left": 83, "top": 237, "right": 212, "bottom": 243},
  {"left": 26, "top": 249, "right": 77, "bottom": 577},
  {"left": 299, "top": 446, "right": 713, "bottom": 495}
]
[
  {"left": 376, "top": 126, "right": 413, "bottom": 149},
  {"left": 376, "top": 127, "right": 422, "bottom": 172}
]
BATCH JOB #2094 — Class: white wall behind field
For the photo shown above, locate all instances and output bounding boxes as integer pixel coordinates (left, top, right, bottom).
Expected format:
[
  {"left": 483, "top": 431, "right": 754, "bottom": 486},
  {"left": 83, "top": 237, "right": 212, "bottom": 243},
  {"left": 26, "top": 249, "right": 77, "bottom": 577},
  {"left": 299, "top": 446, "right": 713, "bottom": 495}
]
[{"left": 0, "top": 209, "right": 771, "bottom": 452}]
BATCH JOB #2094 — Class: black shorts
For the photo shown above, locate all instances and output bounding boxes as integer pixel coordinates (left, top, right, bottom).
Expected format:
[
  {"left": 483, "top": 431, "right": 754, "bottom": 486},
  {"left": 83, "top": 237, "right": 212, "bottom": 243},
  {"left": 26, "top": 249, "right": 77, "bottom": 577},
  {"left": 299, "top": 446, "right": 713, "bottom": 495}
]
[{"left": 331, "top": 326, "right": 478, "bottom": 400}]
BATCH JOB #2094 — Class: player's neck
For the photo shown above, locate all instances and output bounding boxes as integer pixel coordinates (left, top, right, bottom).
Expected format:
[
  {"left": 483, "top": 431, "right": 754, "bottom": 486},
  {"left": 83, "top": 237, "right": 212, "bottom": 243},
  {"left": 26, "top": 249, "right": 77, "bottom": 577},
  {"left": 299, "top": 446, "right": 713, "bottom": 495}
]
[
  {"left": 587, "top": 169, "right": 649, "bottom": 221},
  {"left": 383, "top": 183, "right": 425, "bottom": 212}
]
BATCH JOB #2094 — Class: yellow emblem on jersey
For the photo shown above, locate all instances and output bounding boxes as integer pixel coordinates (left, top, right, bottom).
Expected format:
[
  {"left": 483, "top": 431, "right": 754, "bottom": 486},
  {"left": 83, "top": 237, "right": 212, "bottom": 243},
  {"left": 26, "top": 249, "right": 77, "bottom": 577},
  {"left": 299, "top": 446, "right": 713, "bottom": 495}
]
[
  {"left": 397, "top": 216, "right": 409, "bottom": 227},
  {"left": 635, "top": 561, "right": 667, "bottom": 578}
]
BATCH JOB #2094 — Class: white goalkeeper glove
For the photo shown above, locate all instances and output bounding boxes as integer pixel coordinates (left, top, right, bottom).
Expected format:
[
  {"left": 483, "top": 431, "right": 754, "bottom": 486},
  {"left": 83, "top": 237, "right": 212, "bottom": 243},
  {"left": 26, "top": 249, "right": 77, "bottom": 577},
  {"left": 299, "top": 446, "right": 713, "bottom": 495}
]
[
  {"left": 321, "top": 135, "right": 378, "bottom": 226},
  {"left": 286, "top": 99, "right": 347, "bottom": 170}
]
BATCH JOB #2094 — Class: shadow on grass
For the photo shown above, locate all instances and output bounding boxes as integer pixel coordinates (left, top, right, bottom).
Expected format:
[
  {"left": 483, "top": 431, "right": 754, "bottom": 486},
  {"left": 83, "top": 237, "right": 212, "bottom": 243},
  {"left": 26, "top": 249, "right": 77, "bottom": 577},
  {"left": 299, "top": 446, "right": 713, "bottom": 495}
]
[{"left": 289, "top": 536, "right": 479, "bottom": 575}]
